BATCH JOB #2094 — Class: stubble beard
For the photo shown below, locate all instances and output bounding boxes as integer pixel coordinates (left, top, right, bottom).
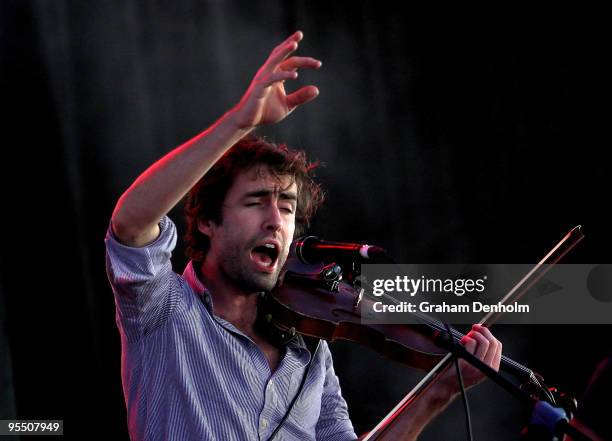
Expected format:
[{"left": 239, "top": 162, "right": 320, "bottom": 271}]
[{"left": 219, "top": 242, "right": 287, "bottom": 294}]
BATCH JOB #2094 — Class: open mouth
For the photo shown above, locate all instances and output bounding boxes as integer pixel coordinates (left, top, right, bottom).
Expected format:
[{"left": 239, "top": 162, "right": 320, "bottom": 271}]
[{"left": 250, "top": 242, "right": 280, "bottom": 272}]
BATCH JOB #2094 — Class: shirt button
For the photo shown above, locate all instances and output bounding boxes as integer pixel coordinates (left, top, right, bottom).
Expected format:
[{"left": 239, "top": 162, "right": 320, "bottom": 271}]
[{"left": 261, "top": 419, "right": 269, "bottom": 429}]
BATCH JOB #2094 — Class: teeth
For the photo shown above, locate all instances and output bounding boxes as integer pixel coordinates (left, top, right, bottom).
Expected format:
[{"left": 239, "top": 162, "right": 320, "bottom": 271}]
[{"left": 264, "top": 243, "right": 275, "bottom": 249}]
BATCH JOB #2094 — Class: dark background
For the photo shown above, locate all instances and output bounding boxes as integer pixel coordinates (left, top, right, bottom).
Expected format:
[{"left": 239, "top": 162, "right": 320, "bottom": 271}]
[{"left": 1, "top": 1, "right": 609, "bottom": 440}]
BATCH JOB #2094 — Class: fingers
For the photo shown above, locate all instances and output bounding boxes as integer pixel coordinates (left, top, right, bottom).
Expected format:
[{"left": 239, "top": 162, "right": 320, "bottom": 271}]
[
  {"left": 286, "top": 85, "right": 320, "bottom": 109},
  {"left": 470, "top": 330, "right": 492, "bottom": 364},
  {"left": 258, "top": 56, "right": 321, "bottom": 94},
  {"left": 261, "top": 56, "right": 322, "bottom": 88},
  {"left": 473, "top": 324, "right": 502, "bottom": 370},
  {"left": 461, "top": 324, "right": 502, "bottom": 371},
  {"left": 263, "top": 70, "right": 299, "bottom": 88},
  {"left": 285, "top": 30, "right": 304, "bottom": 44},
  {"left": 246, "top": 31, "right": 321, "bottom": 118},
  {"left": 264, "top": 31, "right": 304, "bottom": 73},
  {"left": 256, "top": 31, "right": 321, "bottom": 96},
  {"left": 280, "top": 56, "right": 322, "bottom": 72},
  {"left": 493, "top": 337, "right": 502, "bottom": 371}
]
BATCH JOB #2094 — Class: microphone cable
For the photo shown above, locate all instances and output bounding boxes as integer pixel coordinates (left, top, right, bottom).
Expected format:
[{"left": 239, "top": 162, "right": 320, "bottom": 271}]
[{"left": 444, "top": 323, "right": 474, "bottom": 441}]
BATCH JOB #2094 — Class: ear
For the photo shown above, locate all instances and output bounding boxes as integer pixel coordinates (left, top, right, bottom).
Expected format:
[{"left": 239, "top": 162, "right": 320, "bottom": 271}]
[{"left": 197, "top": 218, "right": 215, "bottom": 238}]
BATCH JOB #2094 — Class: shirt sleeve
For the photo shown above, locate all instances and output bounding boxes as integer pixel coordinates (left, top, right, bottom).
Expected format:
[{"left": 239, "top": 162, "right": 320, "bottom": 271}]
[
  {"left": 105, "top": 215, "right": 185, "bottom": 343},
  {"left": 316, "top": 341, "right": 358, "bottom": 441}
]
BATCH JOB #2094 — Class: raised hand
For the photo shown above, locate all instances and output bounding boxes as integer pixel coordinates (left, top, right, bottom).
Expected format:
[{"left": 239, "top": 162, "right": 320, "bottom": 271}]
[{"left": 231, "top": 31, "right": 322, "bottom": 129}]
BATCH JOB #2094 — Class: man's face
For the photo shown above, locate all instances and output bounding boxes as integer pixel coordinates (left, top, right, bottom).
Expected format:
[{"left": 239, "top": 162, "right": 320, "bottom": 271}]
[{"left": 199, "top": 166, "right": 297, "bottom": 293}]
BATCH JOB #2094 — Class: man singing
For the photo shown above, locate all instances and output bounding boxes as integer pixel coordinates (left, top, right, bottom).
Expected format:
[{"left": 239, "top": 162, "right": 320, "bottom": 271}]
[{"left": 105, "top": 31, "right": 502, "bottom": 441}]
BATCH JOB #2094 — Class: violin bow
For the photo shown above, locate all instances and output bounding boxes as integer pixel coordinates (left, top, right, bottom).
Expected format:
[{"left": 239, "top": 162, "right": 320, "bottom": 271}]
[{"left": 362, "top": 225, "right": 584, "bottom": 440}]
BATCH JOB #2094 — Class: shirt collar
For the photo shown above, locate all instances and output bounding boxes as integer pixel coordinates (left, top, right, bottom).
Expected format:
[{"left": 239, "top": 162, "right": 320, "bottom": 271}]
[
  {"left": 182, "top": 260, "right": 308, "bottom": 352},
  {"left": 182, "top": 260, "right": 215, "bottom": 314},
  {"left": 183, "top": 260, "right": 208, "bottom": 296}
]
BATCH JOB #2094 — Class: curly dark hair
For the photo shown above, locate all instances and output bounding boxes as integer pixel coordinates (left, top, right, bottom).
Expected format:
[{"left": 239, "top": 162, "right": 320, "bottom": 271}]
[{"left": 184, "top": 134, "right": 325, "bottom": 262}]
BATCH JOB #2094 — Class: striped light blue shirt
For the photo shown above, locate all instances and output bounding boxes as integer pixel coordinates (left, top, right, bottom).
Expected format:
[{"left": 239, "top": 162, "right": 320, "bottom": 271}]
[{"left": 105, "top": 216, "right": 357, "bottom": 441}]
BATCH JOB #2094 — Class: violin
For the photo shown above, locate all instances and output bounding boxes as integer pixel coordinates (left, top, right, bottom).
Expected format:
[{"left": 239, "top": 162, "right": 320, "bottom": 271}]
[{"left": 259, "top": 226, "right": 584, "bottom": 436}]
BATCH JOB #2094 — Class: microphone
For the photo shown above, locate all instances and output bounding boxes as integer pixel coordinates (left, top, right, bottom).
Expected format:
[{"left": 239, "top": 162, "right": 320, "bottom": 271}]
[{"left": 293, "top": 236, "right": 389, "bottom": 264}]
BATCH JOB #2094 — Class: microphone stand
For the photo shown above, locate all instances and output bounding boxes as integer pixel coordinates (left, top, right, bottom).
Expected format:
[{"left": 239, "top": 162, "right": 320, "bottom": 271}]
[
  {"left": 363, "top": 336, "right": 594, "bottom": 441},
  {"left": 433, "top": 334, "right": 594, "bottom": 441},
  {"left": 362, "top": 226, "right": 588, "bottom": 440}
]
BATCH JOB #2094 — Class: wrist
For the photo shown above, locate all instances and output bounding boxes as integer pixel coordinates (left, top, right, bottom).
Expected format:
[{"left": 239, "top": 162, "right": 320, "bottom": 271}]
[
  {"left": 427, "top": 382, "right": 458, "bottom": 409},
  {"left": 199, "top": 108, "right": 255, "bottom": 151},
  {"left": 223, "top": 105, "right": 256, "bottom": 132}
]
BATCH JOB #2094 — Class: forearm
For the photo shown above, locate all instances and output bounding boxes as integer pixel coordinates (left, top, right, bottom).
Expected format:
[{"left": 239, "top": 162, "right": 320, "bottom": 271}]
[
  {"left": 111, "top": 31, "right": 320, "bottom": 246},
  {"left": 111, "top": 108, "right": 251, "bottom": 246},
  {"left": 371, "top": 325, "right": 502, "bottom": 441},
  {"left": 373, "top": 383, "right": 457, "bottom": 441}
]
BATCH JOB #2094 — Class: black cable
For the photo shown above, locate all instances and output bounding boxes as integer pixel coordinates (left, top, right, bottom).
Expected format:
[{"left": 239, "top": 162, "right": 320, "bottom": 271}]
[
  {"left": 444, "top": 323, "right": 474, "bottom": 441},
  {"left": 266, "top": 339, "right": 320, "bottom": 441}
]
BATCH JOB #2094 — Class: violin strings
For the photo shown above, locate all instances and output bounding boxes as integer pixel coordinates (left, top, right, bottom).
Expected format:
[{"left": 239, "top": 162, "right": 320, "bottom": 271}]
[{"left": 361, "top": 283, "right": 535, "bottom": 378}]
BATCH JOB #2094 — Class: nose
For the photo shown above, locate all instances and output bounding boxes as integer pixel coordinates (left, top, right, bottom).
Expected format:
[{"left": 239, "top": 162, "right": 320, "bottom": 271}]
[{"left": 262, "top": 203, "right": 282, "bottom": 233}]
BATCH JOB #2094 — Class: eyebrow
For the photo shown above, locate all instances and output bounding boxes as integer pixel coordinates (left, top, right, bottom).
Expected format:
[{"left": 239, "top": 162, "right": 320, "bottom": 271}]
[{"left": 242, "top": 189, "right": 298, "bottom": 202}]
